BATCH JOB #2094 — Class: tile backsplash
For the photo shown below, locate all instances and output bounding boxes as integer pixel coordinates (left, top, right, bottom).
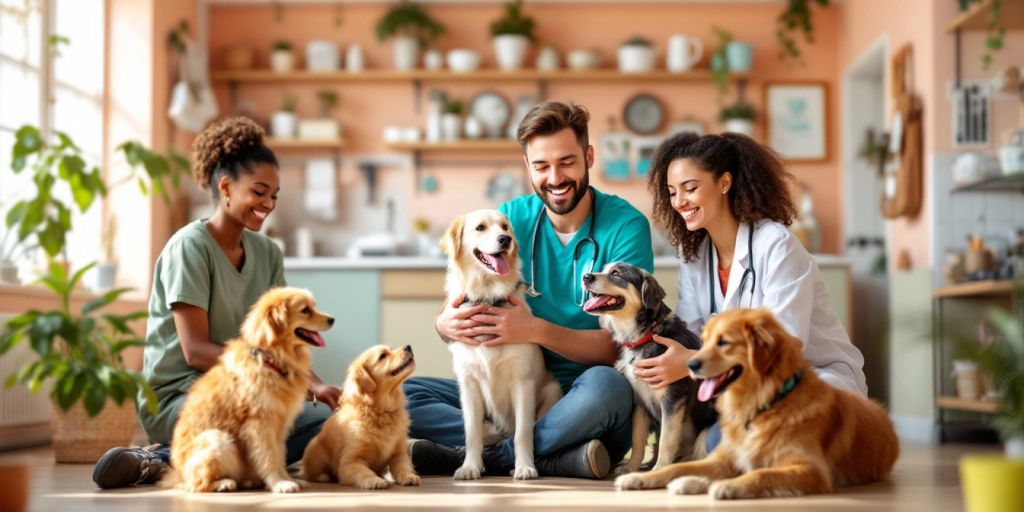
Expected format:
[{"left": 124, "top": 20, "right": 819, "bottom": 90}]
[{"left": 931, "top": 153, "right": 1024, "bottom": 286}]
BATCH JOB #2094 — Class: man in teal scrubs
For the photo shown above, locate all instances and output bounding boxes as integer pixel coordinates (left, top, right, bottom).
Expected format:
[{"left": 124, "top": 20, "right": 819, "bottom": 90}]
[{"left": 405, "top": 101, "right": 654, "bottom": 479}]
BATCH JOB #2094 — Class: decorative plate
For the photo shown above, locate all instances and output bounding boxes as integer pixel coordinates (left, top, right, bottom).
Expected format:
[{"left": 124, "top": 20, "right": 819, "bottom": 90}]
[
  {"left": 469, "top": 91, "right": 510, "bottom": 138},
  {"left": 623, "top": 93, "right": 665, "bottom": 135}
]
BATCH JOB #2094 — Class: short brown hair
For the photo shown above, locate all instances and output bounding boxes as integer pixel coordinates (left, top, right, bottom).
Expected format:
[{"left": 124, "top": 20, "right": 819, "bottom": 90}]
[
  {"left": 516, "top": 100, "right": 590, "bottom": 153},
  {"left": 648, "top": 132, "right": 797, "bottom": 262}
]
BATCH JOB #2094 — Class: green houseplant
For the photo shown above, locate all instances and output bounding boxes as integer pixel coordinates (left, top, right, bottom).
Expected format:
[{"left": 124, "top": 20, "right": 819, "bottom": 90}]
[
  {"left": 956, "top": 283, "right": 1024, "bottom": 512},
  {"left": 375, "top": 1, "right": 445, "bottom": 70},
  {"left": 491, "top": 0, "right": 535, "bottom": 71},
  {"left": 619, "top": 35, "right": 654, "bottom": 73},
  {"left": 270, "top": 39, "right": 295, "bottom": 72},
  {"left": 719, "top": 101, "right": 757, "bottom": 137},
  {"left": 1, "top": 125, "right": 183, "bottom": 462},
  {"left": 776, "top": 0, "right": 830, "bottom": 62},
  {"left": 709, "top": 26, "right": 733, "bottom": 95}
]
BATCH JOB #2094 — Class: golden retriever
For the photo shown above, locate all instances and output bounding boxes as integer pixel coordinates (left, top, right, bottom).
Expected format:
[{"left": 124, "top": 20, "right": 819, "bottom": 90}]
[
  {"left": 162, "top": 287, "right": 333, "bottom": 493},
  {"left": 300, "top": 344, "right": 419, "bottom": 490},
  {"left": 441, "top": 210, "right": 562, "bottom": 480},
  {"left": 615, "top": 308, "right": 898, "bottom": 499}
]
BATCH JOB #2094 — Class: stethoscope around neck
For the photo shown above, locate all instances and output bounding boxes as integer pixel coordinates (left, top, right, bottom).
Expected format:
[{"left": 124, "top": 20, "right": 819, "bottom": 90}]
[
  {"left": 525, "top": 187, "right": 598, "bottom": 306},
  {"left": 708, "top": 221, "right": 756, "bottom": 316}
]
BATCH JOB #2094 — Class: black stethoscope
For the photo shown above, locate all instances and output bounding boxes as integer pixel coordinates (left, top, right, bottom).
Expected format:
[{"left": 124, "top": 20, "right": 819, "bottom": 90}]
[
  {"left": 525, "top": 187, "right": 598, "bottom": 306},
  {"left": 708, "top": 222, "right": 756, "bottom": 316}
]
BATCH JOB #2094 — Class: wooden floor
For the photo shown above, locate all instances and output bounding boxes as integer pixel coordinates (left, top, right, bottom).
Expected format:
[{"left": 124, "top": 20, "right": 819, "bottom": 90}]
[{"left": 5, "top": 442, "right": 989, "bottom": 512}]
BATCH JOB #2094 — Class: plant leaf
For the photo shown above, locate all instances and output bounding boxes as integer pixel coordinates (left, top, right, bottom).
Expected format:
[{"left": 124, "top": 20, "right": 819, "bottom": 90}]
[
  {"left": 68, "top": 261, "right": 96, "bottom": 291},
  {"left": 83, "top": 287, "right": 132, "bottom": 315},
  {"left": 83, "top": 374, "right": 107, "bottom": 417}
]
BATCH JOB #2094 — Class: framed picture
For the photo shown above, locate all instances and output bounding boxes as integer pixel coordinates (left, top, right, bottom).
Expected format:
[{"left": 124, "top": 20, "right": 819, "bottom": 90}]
[
  {"left": 633, "top": 136, "right": 664, "bottom": 179},
  {"left": 601, "top": 131, "right": 631, "bottom": 182},
  {"left": 670, "top": 120, "right": 705, "bottom": 136},
  {"left": 765, "top": 81, "right": 829, "bottom": 162}
]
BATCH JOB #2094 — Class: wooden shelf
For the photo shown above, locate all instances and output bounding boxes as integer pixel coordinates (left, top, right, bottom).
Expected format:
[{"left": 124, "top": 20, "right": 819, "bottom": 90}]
[
  {"left": 385, "top": 139, "right": 521, "bottom": 151},
  {"left": 264, "top": 137, "right": 343, "bottom": 149},
  {"left": 947, "top": 0, "right": 1024, "bottom": 32},
  {"left": 936, "top": 395, "right": 1000, "bottom": 414},
  {"left": 213, "top": 68, "right": 747, "bottom": 84},
  {"left": 932, "top": 280, "right": 1016, "bottom": 299},
  {"left": 952, "top": 173, "right": 1024, "bottom": 193}
]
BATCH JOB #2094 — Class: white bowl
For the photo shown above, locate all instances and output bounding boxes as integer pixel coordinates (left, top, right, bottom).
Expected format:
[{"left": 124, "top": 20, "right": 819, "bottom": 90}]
[
  {"left": 447, "top": 49, "right": 480, "bottom": 73},
  {"left": 567, "top": 49, "right": 600, "bottom": 70}
]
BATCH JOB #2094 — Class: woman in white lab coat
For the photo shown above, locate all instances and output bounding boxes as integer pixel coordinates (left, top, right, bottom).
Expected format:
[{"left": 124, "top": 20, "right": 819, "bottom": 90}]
[{"left": 635, "top": 132, "right": 868, "bottom": 449}]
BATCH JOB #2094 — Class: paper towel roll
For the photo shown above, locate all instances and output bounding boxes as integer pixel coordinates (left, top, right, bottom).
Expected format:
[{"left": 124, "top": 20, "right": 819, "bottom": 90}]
[{"left": 304, "top": 158, "right": 337, "bottom": 221}]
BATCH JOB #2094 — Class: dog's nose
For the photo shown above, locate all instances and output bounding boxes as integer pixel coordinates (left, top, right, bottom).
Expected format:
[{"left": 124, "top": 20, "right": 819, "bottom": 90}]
[
  {"left": 687, "top": 359, "right": 703, "bottom": 372},
  {"left": 327, "top": 316, "right": 335, "bottom": 326},
  {"left": 404, "top": 344, "right": 413, "bottom": 355},
  {"left": 497, "top": 234, "right": 511, "bottom": 248},
  {"left": 582, "top": 273, "right": 595, "bottom": 284}
]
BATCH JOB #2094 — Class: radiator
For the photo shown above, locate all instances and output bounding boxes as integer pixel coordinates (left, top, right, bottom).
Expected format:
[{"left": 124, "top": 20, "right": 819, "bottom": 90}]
[{"left": 0, "top": 314, "right": 52, "bottom": 428}]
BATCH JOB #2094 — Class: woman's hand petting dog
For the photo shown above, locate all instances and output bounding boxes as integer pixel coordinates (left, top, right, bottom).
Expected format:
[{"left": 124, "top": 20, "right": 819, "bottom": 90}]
[
  {"left": 308, "top": 381, "right": 342, "bottom": 410},
  {"left": 633, "top": 335, "right": 697, "bottom": 389},
  {"left": 435, "top": 294, "right": 489, "bottom": 345},
  {"left": 469, "top": 297, "right": 540, "bottom": 346}
]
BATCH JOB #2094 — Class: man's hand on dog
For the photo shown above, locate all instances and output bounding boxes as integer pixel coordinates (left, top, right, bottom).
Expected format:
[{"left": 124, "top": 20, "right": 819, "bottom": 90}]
[
  {"left": 470, "top": 297, "right": 538, "bottom": 346},
  {"left": 634, "top": 335, "right": 696, "bottom": 389},
  {"left": 309, "top": 381, "right": 342, "bottom": 410},
  {"left": 436, "top": 294, "right": 489, "bottom": 345}
]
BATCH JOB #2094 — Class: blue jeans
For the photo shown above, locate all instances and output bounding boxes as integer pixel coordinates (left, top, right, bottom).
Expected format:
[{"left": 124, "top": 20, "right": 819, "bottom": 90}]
[
  {"left": 151, "top": 401, "right": 332, "bottom": 465},
  {"left": 706, "top": 422, "right": 722, "bottom": 454},
  {"left": 403, "top": 366, "right": 634, "bottom": 471}
]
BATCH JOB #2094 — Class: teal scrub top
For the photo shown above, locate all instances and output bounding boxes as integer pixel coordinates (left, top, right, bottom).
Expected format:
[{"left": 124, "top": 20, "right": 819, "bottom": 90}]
[{"left": 500, "top": 187, "right": 654, "bottom": 388}]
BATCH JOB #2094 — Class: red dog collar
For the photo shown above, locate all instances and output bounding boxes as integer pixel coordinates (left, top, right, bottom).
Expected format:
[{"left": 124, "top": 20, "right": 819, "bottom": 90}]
[{"left": 622, "top": 331, "right": 656, "bottom": 350}]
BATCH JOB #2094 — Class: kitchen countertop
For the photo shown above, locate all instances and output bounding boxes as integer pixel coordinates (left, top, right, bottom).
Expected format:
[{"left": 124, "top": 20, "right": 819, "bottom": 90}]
[{"left": 285, "top": 254, "right": 851, "bottom": 270}]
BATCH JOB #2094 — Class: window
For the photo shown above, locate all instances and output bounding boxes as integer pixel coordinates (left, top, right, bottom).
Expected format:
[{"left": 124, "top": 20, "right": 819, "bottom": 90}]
[{"left": 0, "top": 0, "right": 105, "bottom": 273}]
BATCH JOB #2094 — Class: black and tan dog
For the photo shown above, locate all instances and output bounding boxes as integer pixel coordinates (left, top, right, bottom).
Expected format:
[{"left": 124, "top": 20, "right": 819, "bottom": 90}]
[{"left": 582, "top": 262, "right": 717, "bottom": 474}]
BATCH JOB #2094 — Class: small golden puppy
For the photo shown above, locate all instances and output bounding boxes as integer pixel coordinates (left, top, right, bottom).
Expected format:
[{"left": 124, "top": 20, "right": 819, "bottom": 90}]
[
  {"left": 616, "top": 308, "right": 898, "bottom": 499},
  {"left": 163, "top": 287, "right": 334, "bottom": 493},
  {"left": 301, "top": 344, "right": 419, "bottom": 490}
]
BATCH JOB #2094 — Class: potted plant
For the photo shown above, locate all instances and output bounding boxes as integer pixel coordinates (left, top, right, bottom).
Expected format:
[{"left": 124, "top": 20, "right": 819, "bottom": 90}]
[
  {"left": 618, "top": 35, "right": 655, "bottom": 73},
  {"left": 709, "top": 26, "right": 732, "bottom": 95},
  {"left": 490, "top": 0, "right": 535, "bottom": 71},
  {"left": 269, "top": 40, "right": 294, "bottom": 72},
  {"left": 957, "top": 284, "right": 1024, "bottom": 512},
  {"left": 719, "top": 101, "right": 757, "bottom": 136},
  {"left": 441, "top": 99, "right": 463, "bottom": 140},
  {"left": 375, "top": 0, "right": 445, "bottom": 71},
  {"left": 777, "top": 0, "right": 831, "bottom": 62},
  {"left": 271, "top": 92, "right": 298, "bottom": 138},
  {"left": 298, "top": 89, "right": 340, "bottom": 140}
]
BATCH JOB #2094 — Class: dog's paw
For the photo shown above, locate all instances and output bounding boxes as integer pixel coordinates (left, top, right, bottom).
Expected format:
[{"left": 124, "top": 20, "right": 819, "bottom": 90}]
[
  {"left": 270, "top": 479, "right": 302, "bottom": 494},
  {"left": 615, "top": 473, "right": 661, "bottom": 491},
  {"left": 667, "top": 476, "right": 710, "bottom": 496},
  {"left": 396, "top": 472, "right": 421, "bottom": 486},
  {"left": 709, "top": 481, "right": 752, "bottom": 500},
  {"left": 454, "top": 463, "right": 483, "bottom": 481},
  {"left": 512, "top": 465, "right": 538, "bottom": 481},
  {"left": 356, "top": 476, "right": 390, "bottom": 490},
  {"left": 212, "top": 478, "right": 237, "bottom": 492}
]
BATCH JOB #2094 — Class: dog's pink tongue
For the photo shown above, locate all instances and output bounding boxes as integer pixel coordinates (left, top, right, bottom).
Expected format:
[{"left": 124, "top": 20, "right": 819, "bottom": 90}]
[
  {"left": 299, "top": 329, "right": 326, "bottom": 347},
  {"left": 482, "top": 253, "right": 511, "bottom": 276},
  {"left": 583, "top": 294, "right": 611, "bottom": 312},
  {"left": 698, "top": 376, "right": 721, "bottom": 402}
]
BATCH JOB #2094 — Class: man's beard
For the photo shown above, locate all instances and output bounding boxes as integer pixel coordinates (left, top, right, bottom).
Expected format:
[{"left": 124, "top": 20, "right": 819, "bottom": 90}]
[{"left": 535, "top": 169, "right": 590, "bottom": 215}]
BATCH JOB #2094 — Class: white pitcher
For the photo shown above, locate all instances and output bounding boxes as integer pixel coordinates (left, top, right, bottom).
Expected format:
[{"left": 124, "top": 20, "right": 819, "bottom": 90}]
[{"left": 667, "top": 34, "right": 703, "bottom": 72}]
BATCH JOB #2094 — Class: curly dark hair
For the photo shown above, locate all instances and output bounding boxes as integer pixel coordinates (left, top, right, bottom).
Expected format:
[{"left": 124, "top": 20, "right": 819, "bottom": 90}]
[
  {"left": 648, "top": 132, "right": 797, "bottom": 262},
  {"left": 190, "top": 116, "right": 278, "bottom": 202}
]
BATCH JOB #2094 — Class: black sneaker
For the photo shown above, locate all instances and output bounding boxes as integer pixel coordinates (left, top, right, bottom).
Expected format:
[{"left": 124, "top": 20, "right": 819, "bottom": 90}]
[
  {"left": 92, "top": 445, "right": 168, "bottom": 489},
  {"left": 407, "top": 439, "right": 465, "bottom": 476},
  {"left": 536, "top": 439, "right": 611, "bottom": 479}
]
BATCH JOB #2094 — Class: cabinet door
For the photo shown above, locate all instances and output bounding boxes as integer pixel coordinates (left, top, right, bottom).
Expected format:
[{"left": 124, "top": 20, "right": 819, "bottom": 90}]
[
  {"left": 286, "top": 269, "right": 380, "bottom": 383},
  {"left": 381, "top": 299, "right": 453, "bottom": 378}
]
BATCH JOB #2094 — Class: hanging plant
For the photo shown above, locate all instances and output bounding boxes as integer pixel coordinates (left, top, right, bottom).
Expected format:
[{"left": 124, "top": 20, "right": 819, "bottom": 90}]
[
  {"left": 982, "top": 0, "right": 1005, "bottom": 69},
  {"left": 776, "top": 0, "right": 830, "bottom": 62}
]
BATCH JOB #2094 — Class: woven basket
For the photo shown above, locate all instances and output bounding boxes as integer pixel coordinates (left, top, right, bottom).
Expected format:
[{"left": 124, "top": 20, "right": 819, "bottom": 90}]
[{"left": 50, "top": 400, "right": 136, "bottom": 463}]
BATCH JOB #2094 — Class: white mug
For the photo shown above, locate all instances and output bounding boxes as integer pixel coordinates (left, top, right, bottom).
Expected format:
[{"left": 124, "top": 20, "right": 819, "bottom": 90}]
[{"left": 667, "top": 34, "right": 703, "bottom": 72}]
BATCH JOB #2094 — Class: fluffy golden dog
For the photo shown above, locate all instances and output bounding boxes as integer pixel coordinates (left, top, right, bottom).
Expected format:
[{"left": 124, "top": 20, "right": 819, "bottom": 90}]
[
  {"left": 616, "top": 308, "right": 898, "bottom": 499},
  {"left": 162, "top": 287, "right": 333, "bottom": 493},
  {"left": 301, "top": 345, "right": 419, "bottom": 490}
]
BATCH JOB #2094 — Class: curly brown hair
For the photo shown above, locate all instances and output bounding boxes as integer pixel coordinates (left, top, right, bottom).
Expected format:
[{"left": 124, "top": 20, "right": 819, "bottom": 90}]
[
  {"left": 190, "top": 116, "right": 277, "bottom": 201},
  {"left": 648, "top": 132, "right": 797, "bottom": 262}
]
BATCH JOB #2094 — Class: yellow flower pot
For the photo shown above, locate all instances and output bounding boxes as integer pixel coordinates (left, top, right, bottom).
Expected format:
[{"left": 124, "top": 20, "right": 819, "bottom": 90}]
[{"left": 960, "top": 455, "right": 1024, "bottom": 512}]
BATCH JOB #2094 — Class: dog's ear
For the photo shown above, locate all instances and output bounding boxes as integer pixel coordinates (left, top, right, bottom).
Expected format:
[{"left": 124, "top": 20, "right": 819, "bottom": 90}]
[
  {"left": 240, "top": 290, "right": 290, "bottom": 347},
  {"left": 744, "top": 312, "right": 784, "bottom": 376},
  {"left": 353, "top": 363, "right": 377, "bottom": 394},
  {"left": 640, "top": 272, "right": 666, "bottom": 311},
  {"left": 440, "top": 215, "right": 464, "bottom": 258}
]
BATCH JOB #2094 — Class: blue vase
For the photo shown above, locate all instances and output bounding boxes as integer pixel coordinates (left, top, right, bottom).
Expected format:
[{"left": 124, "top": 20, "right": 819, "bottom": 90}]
[{"left": 726, "top": 42, "right": 754, "bottom": 72}]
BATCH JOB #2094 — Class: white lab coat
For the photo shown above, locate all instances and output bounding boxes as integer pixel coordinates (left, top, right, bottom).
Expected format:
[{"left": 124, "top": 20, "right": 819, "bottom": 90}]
[{"left": 676, "top": 220, "right": 868, "bottom": 396}]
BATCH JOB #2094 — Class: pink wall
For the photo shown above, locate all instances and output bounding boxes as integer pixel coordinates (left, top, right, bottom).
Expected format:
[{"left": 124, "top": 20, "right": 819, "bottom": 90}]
[{"left": 207, "top": 2, "right": 846, "bottom": 253}]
